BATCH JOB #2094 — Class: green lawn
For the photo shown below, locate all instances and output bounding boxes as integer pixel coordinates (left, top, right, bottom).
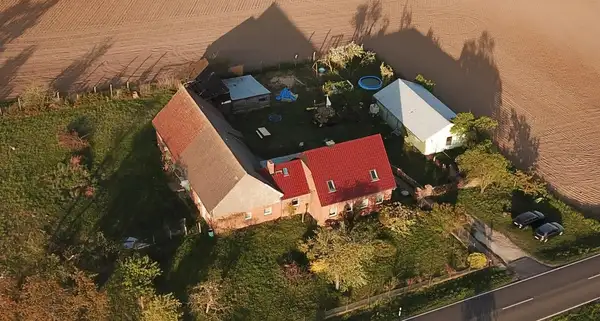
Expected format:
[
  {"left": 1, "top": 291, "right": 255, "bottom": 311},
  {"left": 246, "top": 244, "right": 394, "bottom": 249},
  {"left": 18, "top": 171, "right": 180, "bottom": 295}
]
[
  {"left": 332, "top": 267, "right": 513, "bottom": 320},
  {"left": 456, "top": 188, "right": 600, "bottom": 264},
  {"left": 0, "top": 91, "right": 190, "bottom": 273},
  {"left": 163, "top": 212, "right": 470, "bottom": 320},
  {"left": 552, "top": 302, "right": 600, "bottom": 320}
]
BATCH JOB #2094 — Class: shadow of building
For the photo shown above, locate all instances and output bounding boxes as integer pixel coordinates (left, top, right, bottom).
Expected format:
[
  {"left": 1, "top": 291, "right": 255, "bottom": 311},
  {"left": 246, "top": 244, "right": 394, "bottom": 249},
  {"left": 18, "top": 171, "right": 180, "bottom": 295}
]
[{"left": 203, "top": 3, "right": 318, "bottom": 72}]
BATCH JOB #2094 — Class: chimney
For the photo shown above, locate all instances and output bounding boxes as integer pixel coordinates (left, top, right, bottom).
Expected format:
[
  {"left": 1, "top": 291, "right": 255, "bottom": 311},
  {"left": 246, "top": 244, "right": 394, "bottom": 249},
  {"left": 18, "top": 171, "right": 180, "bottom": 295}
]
[{"left": 267, "top": 160, "right": 275, "bottom": 175}]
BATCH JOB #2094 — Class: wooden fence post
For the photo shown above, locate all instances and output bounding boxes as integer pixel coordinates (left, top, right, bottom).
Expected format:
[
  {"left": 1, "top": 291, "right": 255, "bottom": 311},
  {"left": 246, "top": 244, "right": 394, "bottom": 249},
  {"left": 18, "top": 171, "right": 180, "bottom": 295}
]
[
  {"left": 109, "top": 84, "right": 113, "bottom": 98},
  {"left": 93, "top": 86, "right": 97, "bottom": 94},
  {"left": 17, "top": 97, "right": 22, "bottom": 111}
]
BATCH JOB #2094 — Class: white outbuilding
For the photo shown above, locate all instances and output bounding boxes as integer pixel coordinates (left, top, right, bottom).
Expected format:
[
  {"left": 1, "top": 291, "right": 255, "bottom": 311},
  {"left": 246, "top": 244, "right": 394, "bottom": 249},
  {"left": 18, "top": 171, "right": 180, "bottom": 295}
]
[{"left": 373, "top": 79, "right": 464, "bottom": 155}]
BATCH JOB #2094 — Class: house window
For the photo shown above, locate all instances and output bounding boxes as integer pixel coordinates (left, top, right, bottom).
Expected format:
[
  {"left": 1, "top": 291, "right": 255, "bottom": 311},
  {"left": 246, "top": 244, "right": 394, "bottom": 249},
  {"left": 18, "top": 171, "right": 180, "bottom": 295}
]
[
  {"left": 345, "top": 203, "right": 353, "bottom": 212},
  {"left": 329, "top": 207, "right": 337, "bottom": 217},
  {"left": 359, "top": 198, "right": 369, "bottom": 209},
  {"left": 245, "top": 212, "right": 252, "bottom": 220},
  {"left": 327, "top": 180, "right": 336, "bottom": 193},
  {"left": 376, "top": 194, "right": 384, "bottom": 204},
  {"left": 264, "top": 207, "right": 272, "bottom": 216},
  {"left": 446, "top": 136, "right": 453, "bottom": 146},
  {"left": 291, "top": 198, "right": 299, "bottom": 207},
  {"left": 258, "top": 97, "right": 268, "bottom": 102},
  {"left": 369, "top": 169, "right": 379, "bottom": 181}
]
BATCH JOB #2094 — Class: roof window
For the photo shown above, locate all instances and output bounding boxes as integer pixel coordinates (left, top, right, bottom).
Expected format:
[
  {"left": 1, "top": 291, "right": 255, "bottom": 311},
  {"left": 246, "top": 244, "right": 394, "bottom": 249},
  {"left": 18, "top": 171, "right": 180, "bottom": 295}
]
[
  {"left": 327, "top": 180, "right": 336, "bottom": 193},
  {"left": 370, "top": 169, "right": 379, "bottom": 181}
]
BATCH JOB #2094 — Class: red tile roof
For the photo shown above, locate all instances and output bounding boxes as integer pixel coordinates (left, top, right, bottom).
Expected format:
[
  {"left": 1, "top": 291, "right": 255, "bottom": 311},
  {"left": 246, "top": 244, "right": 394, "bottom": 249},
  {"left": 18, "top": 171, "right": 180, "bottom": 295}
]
[
  {"left": 152, "top": 90, "right": 205, "bottom": 161},
  {"left": 301, "top": 134, "right": 396, "bottom": 206},
  {"left": 260, "top": 159, "right": 310, "bottom": 200}
]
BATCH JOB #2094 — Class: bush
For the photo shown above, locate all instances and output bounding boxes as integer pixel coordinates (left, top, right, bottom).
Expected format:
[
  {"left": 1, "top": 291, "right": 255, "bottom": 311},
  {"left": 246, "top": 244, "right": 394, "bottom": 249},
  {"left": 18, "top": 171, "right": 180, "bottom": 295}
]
[
  {"left": 467, "top": 253, "right": 488, "bottom": 269},
  {"left": 414, "top": 74, "right": 435, "bottom": 93}
]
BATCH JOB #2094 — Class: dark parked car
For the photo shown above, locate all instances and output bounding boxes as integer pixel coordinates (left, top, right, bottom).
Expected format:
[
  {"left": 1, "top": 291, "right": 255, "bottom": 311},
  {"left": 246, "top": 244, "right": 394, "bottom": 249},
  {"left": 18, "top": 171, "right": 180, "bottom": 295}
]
[
  {"left": 513, "top": 210, "right": 545, "bottom": 229},
  {"left": 534, "top": 222, "right": 565, "bottom": 242}
]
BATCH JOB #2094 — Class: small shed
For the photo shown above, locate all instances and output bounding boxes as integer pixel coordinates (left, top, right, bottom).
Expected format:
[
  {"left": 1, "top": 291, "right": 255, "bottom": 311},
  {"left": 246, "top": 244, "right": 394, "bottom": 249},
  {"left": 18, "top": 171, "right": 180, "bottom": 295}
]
[
  {"left": 222, "top": 75, "right": 271, "bottom": 113},
  {"left": 373, "top": 79, "right": 464, "bottom": 155}
]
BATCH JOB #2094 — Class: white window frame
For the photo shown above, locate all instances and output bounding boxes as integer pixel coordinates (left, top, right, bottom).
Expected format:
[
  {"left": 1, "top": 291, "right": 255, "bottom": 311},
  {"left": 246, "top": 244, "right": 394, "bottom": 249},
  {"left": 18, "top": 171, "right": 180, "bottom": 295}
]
[
  {"left": 369, "top": 169, "right": 379, "bottom": 181},
  {"left": 446, "top": 136, "right": 453, "bottom": 146},
  {"left": 244, "top": 212, "right": 252, "bottom": 220},
  {"left": 264, "top": 207, "right": 272, "bottom": 216},
  {"left": 327, "top": 180, "right": 336, "bottom": 193},
  {"left": 329, "top": 206, "right": 338, "bottom": 217},
  {"left": 291, "top": 198, "right": 299, "bottom": 207},
  {"left": 375, "top": 193, "right": 384, "bottom": 204}
]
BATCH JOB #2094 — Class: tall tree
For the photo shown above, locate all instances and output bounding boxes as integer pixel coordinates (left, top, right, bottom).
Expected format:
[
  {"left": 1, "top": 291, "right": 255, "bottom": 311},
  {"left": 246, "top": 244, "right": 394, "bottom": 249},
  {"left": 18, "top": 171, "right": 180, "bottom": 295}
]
[
  {"left": 299, "top": 226, "right": 374, "bottom": 291},
  {"left": 378, "top": 202, "right": 418, "bottom": 236},
  {"left": 426, "top": 203, "right": 469, "bottom": 237},
  {"left": 456, "top": 142, "right": 512, "bottom": 193},
  {"left": 9, "top": 271, "right": 109, "bottom": 321},
  {"left": 188, "top": 278, "right": 230, "bottom": 321},
  {"left": 451, "top": 112, "right": 498, "bottom": 146},
  {"left": 106, "top": 255, "right": 163, "bottom": 320},
  {"left": 511, "top": 170, "right": 548, "bottom": 198},
  {"left": 140, "top": 294, "right": 182, "bottom": 321}
]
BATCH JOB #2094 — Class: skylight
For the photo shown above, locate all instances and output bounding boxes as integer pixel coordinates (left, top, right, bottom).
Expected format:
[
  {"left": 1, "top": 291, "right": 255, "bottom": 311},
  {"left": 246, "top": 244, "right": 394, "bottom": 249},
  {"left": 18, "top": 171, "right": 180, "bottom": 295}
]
[
  {"left": 283, "top": 167, "right": 289, "bottom": 177},
  {"left": 327, "top": 180, "right": 336, "bottom": 193},
  {"left": 370, "top": 169, "right": 379, "bottom": 181}
]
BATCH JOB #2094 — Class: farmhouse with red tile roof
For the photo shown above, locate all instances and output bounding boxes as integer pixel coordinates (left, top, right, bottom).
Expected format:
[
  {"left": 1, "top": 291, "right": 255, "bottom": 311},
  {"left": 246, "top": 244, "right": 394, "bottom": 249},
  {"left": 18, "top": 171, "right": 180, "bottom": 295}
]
[{"left": 153, "top": 85, "right": 396, "bottom": 231}]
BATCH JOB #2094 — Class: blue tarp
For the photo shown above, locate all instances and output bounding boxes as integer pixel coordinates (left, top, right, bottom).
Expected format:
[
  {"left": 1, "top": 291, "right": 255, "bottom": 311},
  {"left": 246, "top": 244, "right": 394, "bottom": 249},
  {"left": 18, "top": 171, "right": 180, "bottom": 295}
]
[{"left": 275, "top": 87, "right": 298, "bottom": 102}]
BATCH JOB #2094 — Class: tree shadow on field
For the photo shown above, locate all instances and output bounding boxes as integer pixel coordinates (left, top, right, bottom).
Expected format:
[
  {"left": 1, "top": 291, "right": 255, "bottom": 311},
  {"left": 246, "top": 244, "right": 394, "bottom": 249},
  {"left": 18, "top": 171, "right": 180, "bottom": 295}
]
[
  {"left": 203, "top": 3, "right": 317, "bottom": 72},
  {"left": 51, "top": 38, "right": 113, "bottom": 93},
  {"left": 350, "top": 3, "right": 505, "bottom": 320},
  {"left": 497, "top": 108, "right": 540, "bottom": 170},
  {"left": 0, "top": 45, "right": 36, "bottom": 100},
  {"left": 0, "top": 0, "right": 58, "bottom": 47},
  {"left": 0, "top": 0, "right": 58, "bottom": 99},
  {"left": 351, "top": 0, "right": 390, "bottom": 42}
]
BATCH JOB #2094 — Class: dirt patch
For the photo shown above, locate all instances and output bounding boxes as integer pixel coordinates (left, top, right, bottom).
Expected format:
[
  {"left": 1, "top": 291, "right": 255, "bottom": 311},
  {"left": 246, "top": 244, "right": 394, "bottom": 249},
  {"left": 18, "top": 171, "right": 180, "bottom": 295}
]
[{"left": 57, "top": 130, "right": 89, "bottom": 151}]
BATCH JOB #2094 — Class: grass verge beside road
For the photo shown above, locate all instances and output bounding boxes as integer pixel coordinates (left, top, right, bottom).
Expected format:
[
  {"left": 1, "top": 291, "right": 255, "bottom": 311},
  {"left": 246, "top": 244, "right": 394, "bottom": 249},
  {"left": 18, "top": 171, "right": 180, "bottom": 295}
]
[
  {"left": 331, "top": 267, "right": 513, "bottom": 320},
  {"left": 456, "top": 188, "right": 600, "bottom": 264},
  {"left": 552, "top": 302, "right": 600, "bottom": 320}
]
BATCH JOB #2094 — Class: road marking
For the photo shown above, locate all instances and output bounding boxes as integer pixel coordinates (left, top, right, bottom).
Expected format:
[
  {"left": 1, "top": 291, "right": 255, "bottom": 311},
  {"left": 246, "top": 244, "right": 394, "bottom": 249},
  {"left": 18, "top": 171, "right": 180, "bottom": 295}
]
[
  {"left": 502, "top": 298, "right": 533, "bottom": 310},
  {"left": 536, "top": 296, "right": 600, "bottom": 321},
  {"left": 401, "top": 252, "right": 600, "bottom": 320},
  {"left": 588, "top": 273, "right": 600, "bottom": 280}
]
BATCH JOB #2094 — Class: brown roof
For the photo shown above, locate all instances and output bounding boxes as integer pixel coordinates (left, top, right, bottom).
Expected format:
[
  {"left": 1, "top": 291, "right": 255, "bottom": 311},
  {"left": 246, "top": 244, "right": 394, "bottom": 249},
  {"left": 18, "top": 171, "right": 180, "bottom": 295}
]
[
  {"left": 153, "top": 86, "right": 282, "bottom": 216},
  {"left": 152, "top": 92, "right": 204, "bottom": 161}
]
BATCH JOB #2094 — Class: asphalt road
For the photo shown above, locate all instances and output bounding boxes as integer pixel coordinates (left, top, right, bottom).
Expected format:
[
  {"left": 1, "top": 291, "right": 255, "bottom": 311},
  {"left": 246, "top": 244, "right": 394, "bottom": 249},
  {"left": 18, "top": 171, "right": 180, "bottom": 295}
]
[{"left": 404, "top": 253, "right": 600, "bottom": 321}]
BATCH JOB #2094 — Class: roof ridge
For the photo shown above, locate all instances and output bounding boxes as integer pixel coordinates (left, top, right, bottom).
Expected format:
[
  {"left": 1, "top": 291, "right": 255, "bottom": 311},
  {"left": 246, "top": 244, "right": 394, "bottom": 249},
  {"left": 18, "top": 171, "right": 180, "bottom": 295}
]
[
  {"left": 302, "top": 134, "right": 382, "bottom": 155},
  {"left": 181, "top": 87, "right": 247, "bottom": 175}
]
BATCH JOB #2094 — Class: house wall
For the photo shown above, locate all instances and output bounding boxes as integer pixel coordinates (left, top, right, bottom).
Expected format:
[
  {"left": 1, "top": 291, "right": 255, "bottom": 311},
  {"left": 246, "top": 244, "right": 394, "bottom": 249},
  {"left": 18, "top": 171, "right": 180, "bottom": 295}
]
[
  {"left": 311, "top": 189, "right": 394, "bottom": 225},
  {"left": 424, "top": 124, "right": 464, "bottom": 155},
  {"left": 209, "top": 193, "right": 311, "bottom": 232},
  {"left": 377, "top": 101, "right": 402, "bottom": 131},
  {"left": 231, "top": 94, "right": 271, "bottom": 113}
]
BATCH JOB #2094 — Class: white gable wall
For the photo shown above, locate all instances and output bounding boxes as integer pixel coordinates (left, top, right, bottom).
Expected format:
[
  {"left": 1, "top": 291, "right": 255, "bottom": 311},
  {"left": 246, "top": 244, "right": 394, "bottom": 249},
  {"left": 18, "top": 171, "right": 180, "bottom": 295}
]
[
  {"left": 212, "top": 174, "right": 283, "bottom": 217},
  {"left": 424, "top": 124, "right": 465, "bottom": 155}
]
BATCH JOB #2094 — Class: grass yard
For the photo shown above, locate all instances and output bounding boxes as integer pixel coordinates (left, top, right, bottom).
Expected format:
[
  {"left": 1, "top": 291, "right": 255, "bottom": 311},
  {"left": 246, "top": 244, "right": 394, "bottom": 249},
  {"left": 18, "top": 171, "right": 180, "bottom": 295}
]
[
  {"left": 163, "top": 212, "right": 471, "bottom": 320},
  {"left": 332, "top": 267, "right": 513, "bottom": 321},
  {"left": 0, "top": 91, "right": 190, "bottom": 272},
  {"left": 552, "top": 302, "right": 600, "bottom": 320},
  {"left": 455, "top": 188, "right": 600, "bottom": 264},
  {"left": 164, "top": 217, "right": 336, "bottom": 321},
  {"left": 231, "top": 65, "right": 391, "bottom": 159}
]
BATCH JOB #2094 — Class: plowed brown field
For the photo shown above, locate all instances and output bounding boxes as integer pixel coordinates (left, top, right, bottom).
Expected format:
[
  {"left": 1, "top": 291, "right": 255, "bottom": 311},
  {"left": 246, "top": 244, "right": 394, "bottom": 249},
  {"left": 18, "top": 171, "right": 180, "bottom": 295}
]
[{"left": 1, "top": 0, "right": 599, "bottom": 213}]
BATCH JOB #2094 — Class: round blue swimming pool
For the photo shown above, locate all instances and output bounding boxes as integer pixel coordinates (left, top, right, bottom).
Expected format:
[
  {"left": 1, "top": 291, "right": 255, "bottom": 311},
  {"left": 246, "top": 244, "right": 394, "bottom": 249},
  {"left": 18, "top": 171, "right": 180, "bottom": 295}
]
[{"left": 358, "top": 76, "right": 383, "bottom": 90}]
